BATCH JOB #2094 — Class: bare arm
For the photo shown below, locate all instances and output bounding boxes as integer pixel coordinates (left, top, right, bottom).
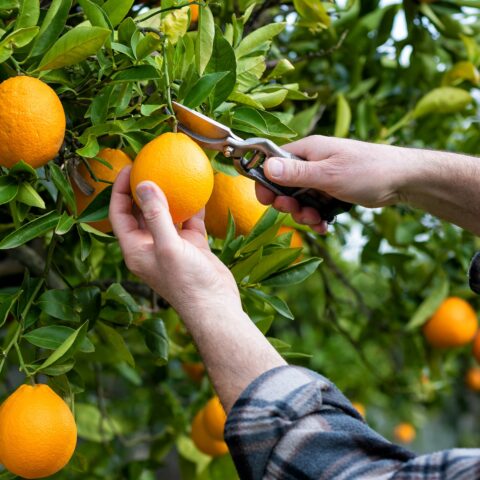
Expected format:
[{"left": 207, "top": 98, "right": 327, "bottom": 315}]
[
  {"left": 256, "top": 136, "right": 480, "bottom": 235},
  {"left": 109, "top": 167, "right": 285, "bottom": 412}
]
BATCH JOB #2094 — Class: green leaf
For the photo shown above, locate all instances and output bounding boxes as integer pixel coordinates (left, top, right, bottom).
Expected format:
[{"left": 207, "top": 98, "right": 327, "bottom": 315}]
[
  {"left": 240, "top": 222, "right": 282, "bottom": 254},
  {"left": 406, "top": 274, "right": 450, "bottom": 331},
  {"left": 49, "top": 163, "right": 76, "bottom": 214},
  {"left": 111, "top": 65, "right": 159, "bottom": 82},
  {"left": 55, "top": 212, "right": 76, "bottom": 234},
  {"left": 0, "top": 26, "right": 39, "bottom": 61},
  {"left": 37, "top": 26, "right": 110, "bottom": 71},
  {"left": 78, "top": 0, "right": 110, "bottom": 28},
  {"left": 102, "top": 0, "right": 134, "bottom": 27},
  {"left": 140, "top": 318, "right": 169, "bottom": 364},
  {"left": 15, "top": 0, "right": 39, "bottom": 29},
  {"left": 104, "top": 283, "right": 139, "bottom": 312},
  {"left": 266, "top": 59, "right": 295, "bottom": 80},
  {"left": 195, "top": 5, "right": 215, "bottom": 75},
  {"left": 76, "top": 403, "right": 121, "bottom": 442},
  {"left": 248, "top": 249, "right": 302, "bottom": 284},
  {"left": 232, "top": 107, "right": 296, "bottom": 139},
  {"left": 244, "top": 207, "right": 279, "bottom": 245},
  {"left": 413, "top": 87, "right": 473, "bottom": 119},
  {"left": 183, "top": 71, "right": 228, "bottom": 109},
  {"left": 235, "top": 23, "right": 286, "bottom": 59},
  {"left": 293, "top": 0, "right": 330, "bottom": 28},
  {"left": 251, "top": 89, "right": 288, "bottom": 109},
  {"left": 246, "top": 288, "right": 294, "bottom": 320},
  {"left": 0, "top": 211, "right": 60, "bottom": 250},
  {"left": 16, "top": 183, "right": 46, "bottom": 209},
  {"left": 135, "top": 32, "right": 162, "bottom": 60},
  {"left": 35, "top": 321, "right": 89, "bottom": 372},
  {"left": 334, "top": 93, "right": 351, "bottom": 138},
  {"left": 24, "top": 325, "right": 94, "bottom": 352},
  {"left": 37, "top": 289, "right": 80, "bottom": 322},
  {"left": 97, "top": 322, "right": 135, "bottom": 367},
  {"left": 231, "top": 247, "right": 263, "bottom": 282},
  {"left": 0, "top": 176, "right": 19, "bottom": 205},
  {"left": 77, "top": 185, "right": 111, "bottom": 223},
  {"left": 40, "top": 359, "right": 75, "bottom": 376},
  {"left": 262, "top": 258, "right": 322, "bottom": 287},
  {"left": 29, "top": 0, "right": 72, "bottom": 58},
  {"left": 0, "top": 290, "right": 22, "bottom": 328},
  {"left": 205, "top": 28, "right": 237, "bottom": 109}
]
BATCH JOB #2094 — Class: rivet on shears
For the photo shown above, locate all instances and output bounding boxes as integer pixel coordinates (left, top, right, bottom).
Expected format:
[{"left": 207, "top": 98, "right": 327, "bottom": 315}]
[{"left": 223, "top": 146, "right": 234, "bottom": 158}]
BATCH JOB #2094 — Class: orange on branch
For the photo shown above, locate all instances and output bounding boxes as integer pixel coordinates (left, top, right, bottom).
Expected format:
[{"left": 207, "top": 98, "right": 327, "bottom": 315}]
[
  {"left": 131, "top": 132, "right": 214, "bottom": 224},
  {"left": 73, "top": 148, "right": 133, "bottom": 233},
  {"left": 466, "top": 366, "right": 480, "bottom": 391},
  {"left": 0, "top": 384, "right": 77, "bottom": 479},
  {"left": 423, "top": 297, "right": 477, "bottom": 348},
  {"left": 393, "top": 423, "right": 416, "bottom": 444},
  {"left": 205, "top": 173, "right": 267, "bottom": 239},
  {"left": 191, "top": 409, "right": 228, "bottom": 457},
  {"left": 203, "top": 396, "right": 227, "bottom": 441},
  {"left": 182, "top": 362, "right": 206, "bottom": 383},
  {"left": 351, "top": 402, "right": 366, "bottom": 418},
  {"left": 0, "top": 76, "right": 65, "bottom": 169}
]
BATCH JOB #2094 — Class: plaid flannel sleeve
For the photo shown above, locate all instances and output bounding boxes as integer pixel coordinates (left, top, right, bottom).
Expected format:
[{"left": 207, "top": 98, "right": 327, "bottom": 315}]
[{"left": 224, "top": 366, "right": 480, "bottom": 480}]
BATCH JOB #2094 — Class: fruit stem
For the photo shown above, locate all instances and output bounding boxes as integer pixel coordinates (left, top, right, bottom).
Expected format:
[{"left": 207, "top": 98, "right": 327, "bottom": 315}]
[
  {"left": 162, "top": 39, "right": 178, "bottom": 133},
  {"left": 14, "top": 341, "right": 33, "bottom": 380}
]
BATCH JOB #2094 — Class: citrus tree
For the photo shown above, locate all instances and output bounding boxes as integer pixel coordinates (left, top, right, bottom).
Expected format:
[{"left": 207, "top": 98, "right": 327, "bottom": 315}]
[{"left": 0, "top": 0, "right": 480, "bottom": 478}]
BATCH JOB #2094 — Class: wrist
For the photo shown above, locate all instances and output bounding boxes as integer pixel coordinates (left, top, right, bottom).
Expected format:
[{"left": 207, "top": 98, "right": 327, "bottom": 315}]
[{"left": 175, "top": 293, "right": 243, "bottom": 324}]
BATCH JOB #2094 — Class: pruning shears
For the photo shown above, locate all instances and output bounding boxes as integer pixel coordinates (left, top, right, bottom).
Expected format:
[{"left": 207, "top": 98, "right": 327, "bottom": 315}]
[{"left": 171, "top": 101, "right": 352, "bottom": 223}]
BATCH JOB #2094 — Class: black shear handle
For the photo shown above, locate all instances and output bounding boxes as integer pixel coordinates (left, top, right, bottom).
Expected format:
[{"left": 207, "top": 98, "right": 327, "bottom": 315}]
[{"left": 237, "top": 144, "right": 353, "bottom": 223}]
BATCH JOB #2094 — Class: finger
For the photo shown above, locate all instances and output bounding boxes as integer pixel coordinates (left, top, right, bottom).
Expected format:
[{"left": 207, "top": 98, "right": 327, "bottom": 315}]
[
  {"left": 255, "top": 182, "right": 276, "bottom": 205},
  {"left": 291, "top": 206, "right": 322, "bottom": 225},
  {"left": 136, "top": 181, "right": 178, "bottom": 245},
  {"left": 280, "top": 135, "right": 335, "bottom": 159},
  {"left": 272, "top": 196, "right": 301, "bottom": 215},
  {"left": 182, "top": 210, "right": 207, "bottom": 237},
  {"left": 264, "top": 156, "right": 328, "bottom": 189},
  {"left": 110, "top": 166, "right": 138, "bottom": 236},
  {"left": 312, "top": 222, "right": 329, "bottom": 235}
]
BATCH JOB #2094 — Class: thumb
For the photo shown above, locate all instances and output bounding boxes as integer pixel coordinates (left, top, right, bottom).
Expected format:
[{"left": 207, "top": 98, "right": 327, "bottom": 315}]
[
  {"left": 264, "top": 157, "right": 327, "bottom": 190},
  {"left": 136, "top": 181, "right": 178, "bottom": 244}
]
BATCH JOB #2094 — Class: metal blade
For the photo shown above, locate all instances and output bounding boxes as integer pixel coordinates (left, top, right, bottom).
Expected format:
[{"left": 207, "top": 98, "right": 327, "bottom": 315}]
[{"left": 172, "top": 101, "right": 240, "bottom": 141}]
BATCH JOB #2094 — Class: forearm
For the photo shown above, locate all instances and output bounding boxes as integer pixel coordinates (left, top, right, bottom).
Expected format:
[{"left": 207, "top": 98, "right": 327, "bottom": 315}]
[
  {"left": 178, "top": 299, "right": 286, "bottom": 412},
  {"left": 396, "top": 147, "right": 480, "bottom": 235}
]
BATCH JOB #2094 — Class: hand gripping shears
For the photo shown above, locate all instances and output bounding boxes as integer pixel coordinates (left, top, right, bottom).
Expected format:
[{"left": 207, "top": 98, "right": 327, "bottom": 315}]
[{"left": 172, "top": 102, "right": 352, "bottom": 223}]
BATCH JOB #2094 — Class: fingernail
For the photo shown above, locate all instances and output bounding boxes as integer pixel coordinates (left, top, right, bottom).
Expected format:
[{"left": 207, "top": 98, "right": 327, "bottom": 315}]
[
  {"left": 136, "top": 183, "right": 154, "bottom": 203},
  {"left": 268, "top": 158, "right": 284, "bottom": 178}
]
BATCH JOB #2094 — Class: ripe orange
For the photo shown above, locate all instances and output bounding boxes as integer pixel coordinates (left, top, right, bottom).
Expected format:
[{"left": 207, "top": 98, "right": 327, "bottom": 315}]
[
  {"left": 191, "top": 409, "right": 228, "bottom": 457},
  {"left": 0, "top": 384, "right": 77, "bottom": 479},
  {"left": 182, "top": 362, "right": 206, "bottom": 383},
  {"left": 205, "top": 173, "right": 267, "bottom": 239},
  {"left": 130, "top": 132, "right": 214, "bottom": 224},
  {"left": 393, "top": 423, "right": 416, "bottom": 444},
  {"left": 466, "top": 366, "right": 480, "bottom": 391},
  {"left": 277, "top": 226, "right": 303, "bottom": 249},
  {"left": 203, "top": 396, "right": 227, "bottom": 441},
  {"left": 190, "top": 2, "right": 199, "bottom": 22},
  {"left": 472, "top": 330, "right": 480, "bottom": 363},
  {"left": 0, "top": 76, "right": 66, "bottom": 169},
  {"left": 73, "top": 148, "right": 132, "bottom": 233},
  {"left": 423, "top": 297, "right": 478, "bottom": 348},
  {"left": 351, "top": 402, "right": 366, "bottom": 418}
]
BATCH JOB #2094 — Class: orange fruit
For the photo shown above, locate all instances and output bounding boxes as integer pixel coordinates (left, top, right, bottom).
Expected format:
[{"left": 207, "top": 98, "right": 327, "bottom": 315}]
[
  {"left": 466, "top": 366, "right": 480, "bottom": 391},
  {"left": 0, "top": 384, "right": 77, "bottom": 479},
  {"left": 422, "top": 297, "right": 477, "bottom": 348},
  {"left": 393, "top": 423, "right": 416, "bottom": 444},
  {"left": 191, "top": 409, "right": 228, "bottom": 457},
  {"left": 182, "top": 362, "right": 206, "bottom": 383},
  {"left": 130, "top": 132, "right": 214, "bottom": 224},
  {"left": 205, "top": 173, "right": 267, "bottom": 239},
  {"left": 190, "top": 2, "right": 199, "bottom": 22},
  {"left": 203, "top": 396, "right": 227, "bottom": 441},
  {"left": 0, "top": 76, "right": 66, "bottom": 169},
  {"left": 277, "top": 226, "right": 303, "bottom": 249},
  {"left": 472, "top": 330, "right": 480, "bottom": 363},
  {"left": 73, "top": 148, "right": 132, "bottom": 233},
  {"left": 351, "top": 402, "right": 366, "bottom": 418}
]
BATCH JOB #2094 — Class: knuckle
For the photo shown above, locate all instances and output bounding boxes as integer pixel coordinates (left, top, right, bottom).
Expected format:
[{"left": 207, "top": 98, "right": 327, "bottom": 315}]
[
  {"left": 290, "top": 160, "right": 309, "bottom": 180},
  {"left": 142, "top": 207, "right": 163, "bottom": 223}
]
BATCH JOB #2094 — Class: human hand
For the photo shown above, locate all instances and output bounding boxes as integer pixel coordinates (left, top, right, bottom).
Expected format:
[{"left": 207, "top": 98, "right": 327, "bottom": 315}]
[
  {"left": 109, "top": 167, "right": 241, "bottom": 318},
  {"left": 256, "top": 136, "right": 405, "bottom": 233}
]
